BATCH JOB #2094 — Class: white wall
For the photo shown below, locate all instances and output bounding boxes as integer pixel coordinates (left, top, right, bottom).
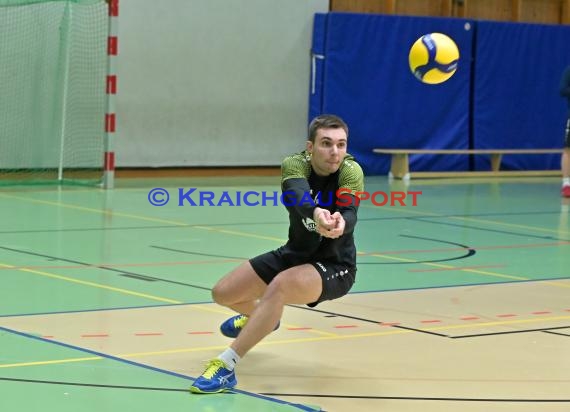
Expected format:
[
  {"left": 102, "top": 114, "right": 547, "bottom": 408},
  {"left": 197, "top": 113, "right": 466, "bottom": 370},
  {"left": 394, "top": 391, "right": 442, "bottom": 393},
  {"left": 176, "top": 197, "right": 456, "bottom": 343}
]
[{"left": 117, "top": 0, "right": 329, "bottom": 167}]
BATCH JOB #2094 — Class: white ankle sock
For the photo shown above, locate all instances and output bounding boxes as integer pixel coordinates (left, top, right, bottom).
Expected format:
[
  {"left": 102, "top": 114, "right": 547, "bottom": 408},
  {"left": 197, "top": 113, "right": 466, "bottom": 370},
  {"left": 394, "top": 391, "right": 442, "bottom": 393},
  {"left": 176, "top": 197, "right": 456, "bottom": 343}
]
[
  {"left": 563, "top": 178, "right": 570, "bottom": 187},
  {"left": 218, "top": 348, "right": 240, "bottom": 371}
]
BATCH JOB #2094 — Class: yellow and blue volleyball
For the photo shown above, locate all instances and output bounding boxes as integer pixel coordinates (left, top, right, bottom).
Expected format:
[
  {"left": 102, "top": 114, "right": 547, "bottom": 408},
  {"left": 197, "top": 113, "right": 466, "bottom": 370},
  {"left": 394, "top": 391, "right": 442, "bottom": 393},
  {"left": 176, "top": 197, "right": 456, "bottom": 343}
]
[{"left": 408, "top": 33, "right": 459, "bottom": 84}]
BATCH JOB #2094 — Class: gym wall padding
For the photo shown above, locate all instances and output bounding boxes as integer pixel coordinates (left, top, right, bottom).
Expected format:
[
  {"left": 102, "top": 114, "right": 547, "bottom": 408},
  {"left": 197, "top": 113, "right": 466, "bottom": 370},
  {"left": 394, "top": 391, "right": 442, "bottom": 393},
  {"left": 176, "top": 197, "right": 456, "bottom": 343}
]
[
  {"left": 473, "top": 21, "right": 570, "bottom": 171},
  {"left": 311, "top": 13, "right": 570, "bottom": 175},
  {"left": 310, "top": 13, "right": 473, "bottom": 175}
]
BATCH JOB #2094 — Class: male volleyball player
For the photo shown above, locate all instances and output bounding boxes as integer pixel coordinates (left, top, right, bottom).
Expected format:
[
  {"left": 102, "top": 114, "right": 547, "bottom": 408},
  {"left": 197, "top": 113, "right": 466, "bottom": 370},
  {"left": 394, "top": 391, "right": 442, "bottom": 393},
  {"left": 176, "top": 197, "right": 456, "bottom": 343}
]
[
  {"left": 561, "top": 66, "right": 570, "bottom": 198},
  {"left": 190, "top": 114, "right": 364, "bottom": 394}
]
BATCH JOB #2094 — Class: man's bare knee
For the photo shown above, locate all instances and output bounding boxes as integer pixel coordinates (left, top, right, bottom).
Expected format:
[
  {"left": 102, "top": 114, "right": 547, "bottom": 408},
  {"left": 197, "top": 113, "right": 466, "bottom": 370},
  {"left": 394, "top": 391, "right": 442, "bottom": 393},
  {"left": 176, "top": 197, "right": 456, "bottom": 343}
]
[
  {"left": 211, "top": 282, "right": 231, "bottom": 306},
  {"left": 262, "top": 276, "right": 288, "bottom": 304}
]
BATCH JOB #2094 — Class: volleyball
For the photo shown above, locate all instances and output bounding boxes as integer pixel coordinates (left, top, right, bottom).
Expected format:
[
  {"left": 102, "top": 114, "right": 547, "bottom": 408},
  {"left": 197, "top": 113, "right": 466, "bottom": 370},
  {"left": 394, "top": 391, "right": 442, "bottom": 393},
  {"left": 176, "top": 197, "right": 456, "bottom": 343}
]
[{"left": 408, "top": 33, "right": 459, "bottom": 84}]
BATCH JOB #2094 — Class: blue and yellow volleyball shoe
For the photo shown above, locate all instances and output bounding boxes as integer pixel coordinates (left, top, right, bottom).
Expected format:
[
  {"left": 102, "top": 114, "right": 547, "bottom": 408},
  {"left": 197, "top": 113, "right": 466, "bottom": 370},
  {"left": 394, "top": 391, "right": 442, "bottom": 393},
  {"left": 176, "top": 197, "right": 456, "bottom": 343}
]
[
  {"left": 220, "top": 314, "right": 280, "bottom": 338},
  {"left": 189, "top": 359, "right": 237, "bottom": 394}
]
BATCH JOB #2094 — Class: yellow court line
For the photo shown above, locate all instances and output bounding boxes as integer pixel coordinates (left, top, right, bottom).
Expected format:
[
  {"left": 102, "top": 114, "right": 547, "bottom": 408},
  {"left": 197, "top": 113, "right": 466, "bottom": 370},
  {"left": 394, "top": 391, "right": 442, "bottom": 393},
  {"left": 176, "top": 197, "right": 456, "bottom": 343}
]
[
  {"left": 3, "top": 190, "right": 567, "bottom": 241},
  {"left": 3, "top": 314, "right": 568, "bottom": 368},
  {"left": 2, "top": 190, "right": 565, "bottom": 258},
  {"left": 1, "top": 192, "right": 566, "bottom": 330},
  {"left": 367, "top": 253, "right": 528, "bottom": 281},
  {"left": 1, "top": 192, "right": 531, "bottom": 288},
  {"left": 0, "top": 192, "right": 285, "bottom": 244},
  {"left": 0, "top": 357, "right": 100, "bottom": 368},
  {"left": 110, "top": 313, "right": 570, "bottom": 356},
  {"left": 1, "top": 193, "right": 566, "bottom": 300},
  {"left": 0, "top": 263, "right": 181, "bottom": 304},
  {"left": 459, "top": 268, "right": 570, "bottom": 288},
  {"left": 0, "top": 262, "right": 336, "bottom": 337},
  {"left": 363, "top": 201, "right": 570, "bottom": 237},
  {"left": 366, "top": 253, "right": 570, "bottom": 288},
  {"left": 449, "top": 215, "right": 570, "bottom": 237},
  {"left": 427, "top": 315, "right": 570, "bottom": 331}
]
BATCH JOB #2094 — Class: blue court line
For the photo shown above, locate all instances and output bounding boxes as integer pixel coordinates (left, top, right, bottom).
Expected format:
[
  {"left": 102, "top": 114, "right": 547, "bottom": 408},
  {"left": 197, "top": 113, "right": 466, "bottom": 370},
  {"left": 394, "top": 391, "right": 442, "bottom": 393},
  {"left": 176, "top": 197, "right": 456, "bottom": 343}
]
[{"left": 0, "top": 326, "right": 319, "bottom": 412}]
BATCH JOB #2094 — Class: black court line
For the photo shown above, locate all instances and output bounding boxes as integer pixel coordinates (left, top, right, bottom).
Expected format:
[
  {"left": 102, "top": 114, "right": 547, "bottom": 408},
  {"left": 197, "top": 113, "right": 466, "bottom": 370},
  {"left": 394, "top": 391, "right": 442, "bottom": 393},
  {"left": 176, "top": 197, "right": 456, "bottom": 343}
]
[
  {"left": 120, "top": 273, "right": 157, "bottom": 282},
  {"left": 407, "top": 217, "right": 569, "bottom": 242},
  {"left": 0, "top": 245, "right": 212, "bottom": 292},
  {"left": 359, "top": 233, "right": 474, "bottom": 265},
  {"left": 155, "top": 236, "right": 476, "bottom": 266},
  {"left": 0, "top": 377, "right": 187, "bottom": 392},
  {"left": 260, "top": 392, "right": 570, "bottom": 402},
  {"left": 452, "top": 325, "right": 570, "bottom": 339},
  {"left": 5, "top": 377, "right": 568, "bottom": 403},
  {"left": 542, "top": 330, "right": 570, "bottom": 337},
  {"left": 289, "top": 305, "right": 450, "bottom": 338},
  {"left": 150, "top": 245, "right": 244, "bottom": 260},
  {"left": 291, "top": 306, "right": 570, "bottom": 340},
  {"left": 0, "top": 327, "right": 317, "bottom": 412},
  {"left": 156, "top": 245, "right": 473, "bottom": 266}
]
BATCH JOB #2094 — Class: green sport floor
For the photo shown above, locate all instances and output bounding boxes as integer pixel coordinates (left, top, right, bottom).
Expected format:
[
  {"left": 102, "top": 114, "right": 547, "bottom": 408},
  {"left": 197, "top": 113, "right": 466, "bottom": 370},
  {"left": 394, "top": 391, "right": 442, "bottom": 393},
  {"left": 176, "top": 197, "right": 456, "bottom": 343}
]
[{"left": 1, "top": 175, "right": 569, "bottom": 412}]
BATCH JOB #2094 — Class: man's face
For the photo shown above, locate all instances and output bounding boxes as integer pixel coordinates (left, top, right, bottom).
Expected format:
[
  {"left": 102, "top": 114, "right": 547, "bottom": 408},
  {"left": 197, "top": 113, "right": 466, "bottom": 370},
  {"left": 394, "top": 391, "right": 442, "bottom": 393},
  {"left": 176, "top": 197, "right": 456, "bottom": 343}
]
[{"left": 307, "top": 127, "right": 347, "bottom": 176}]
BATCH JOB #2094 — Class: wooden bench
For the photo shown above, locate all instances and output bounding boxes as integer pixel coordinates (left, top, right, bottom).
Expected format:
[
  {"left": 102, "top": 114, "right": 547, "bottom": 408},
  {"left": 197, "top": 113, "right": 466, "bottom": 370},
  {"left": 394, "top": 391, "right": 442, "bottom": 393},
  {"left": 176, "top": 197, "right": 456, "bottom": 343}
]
[{"left": 372, "top": 148, "right": 564, "bottom": 179}]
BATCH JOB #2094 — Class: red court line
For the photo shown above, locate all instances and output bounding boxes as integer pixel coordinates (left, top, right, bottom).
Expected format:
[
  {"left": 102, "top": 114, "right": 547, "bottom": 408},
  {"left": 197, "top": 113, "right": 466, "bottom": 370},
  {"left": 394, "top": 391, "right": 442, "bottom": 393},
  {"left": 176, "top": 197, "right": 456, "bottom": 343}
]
[
  {"left": 188, "top": 331, "right": 214, "bottom": 335},
  {"left": 531, "top": 311, "right": 551, "bottom": 315},
  {"left": 420, "top": 319, "right": 442, "bottom": 324},
  {"left": 334, "top": 325, "right": 357, "bottom": 329},
  {"left": 408, "top": 264, "right": 505, "bottom": 273},
  {"left": 460, "top": 316, "right": 480, "bottom": 321},
  {"left": 379, "top": 322, "right": 401, "bottom": 326},
  {"left": 286, "top": 327, "right": 313, "bottom": 331},
  {"left": 496, "top": 314, "right": 517, "bottom": 318}
]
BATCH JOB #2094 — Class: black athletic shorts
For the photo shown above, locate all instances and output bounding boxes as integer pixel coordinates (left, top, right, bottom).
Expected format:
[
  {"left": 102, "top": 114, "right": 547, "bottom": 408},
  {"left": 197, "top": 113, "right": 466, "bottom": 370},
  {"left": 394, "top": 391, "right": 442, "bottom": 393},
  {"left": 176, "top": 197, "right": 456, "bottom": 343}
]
[
  {"left": 565, "top": 115, "right": 570, "bottom": 148},
  {"left": 249, "top": 247, "right": 356, "bottom": 308}
]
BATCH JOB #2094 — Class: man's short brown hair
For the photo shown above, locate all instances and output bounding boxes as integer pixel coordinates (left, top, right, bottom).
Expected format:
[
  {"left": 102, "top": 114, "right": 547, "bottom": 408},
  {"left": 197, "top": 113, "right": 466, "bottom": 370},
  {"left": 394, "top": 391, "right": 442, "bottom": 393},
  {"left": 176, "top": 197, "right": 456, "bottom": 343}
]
[{"left": 308, "top": 114, "right": 348, "bottom": 143}]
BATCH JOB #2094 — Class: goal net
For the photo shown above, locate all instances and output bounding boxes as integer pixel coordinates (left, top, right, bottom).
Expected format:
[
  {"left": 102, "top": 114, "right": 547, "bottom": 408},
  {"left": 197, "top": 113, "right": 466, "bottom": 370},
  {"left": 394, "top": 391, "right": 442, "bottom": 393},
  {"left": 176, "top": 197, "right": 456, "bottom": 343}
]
[{"left": 0, "top": 0, "right": 109, "bottom": 186}]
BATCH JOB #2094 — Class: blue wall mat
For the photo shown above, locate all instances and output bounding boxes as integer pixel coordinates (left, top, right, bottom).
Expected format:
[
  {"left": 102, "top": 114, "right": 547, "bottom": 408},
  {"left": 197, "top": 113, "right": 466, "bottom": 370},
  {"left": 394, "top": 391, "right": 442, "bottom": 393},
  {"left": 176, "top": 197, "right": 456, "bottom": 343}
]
[
  {"left": 473, "top": 21, "right": 570, "bottom": 171},
  {"left": 314, "top": 13, "right": 473, "bottom": 175}
]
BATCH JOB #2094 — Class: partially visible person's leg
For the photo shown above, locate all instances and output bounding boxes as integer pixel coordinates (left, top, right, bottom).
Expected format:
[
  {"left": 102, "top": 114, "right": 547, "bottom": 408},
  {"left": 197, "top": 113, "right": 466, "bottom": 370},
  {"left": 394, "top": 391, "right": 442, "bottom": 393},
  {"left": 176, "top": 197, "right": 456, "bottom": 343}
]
[
  {"left": 562, "top": 117, "right": 570, "bottom": 198},
  {"left": 190, "top": 260, "right": 355, "bottom": 393},
  {"left": 190, "top": 263, "right": 321, "bottom": 394},
  {"left": 562, "top": 149, "right": 570, "bottom": 181},
  {"left": 230, "top": 263, "right": 323, "bottom": 357},
  {"left": 212, "top": 261, "right": 267, "bottom": 315}
]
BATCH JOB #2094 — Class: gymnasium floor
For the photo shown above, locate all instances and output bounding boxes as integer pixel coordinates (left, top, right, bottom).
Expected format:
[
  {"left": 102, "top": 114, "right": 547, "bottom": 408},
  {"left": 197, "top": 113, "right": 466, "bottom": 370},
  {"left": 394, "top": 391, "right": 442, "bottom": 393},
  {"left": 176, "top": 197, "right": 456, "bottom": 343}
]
[{"left": 1, "top": 174, "right": 569, "bottom": 412}]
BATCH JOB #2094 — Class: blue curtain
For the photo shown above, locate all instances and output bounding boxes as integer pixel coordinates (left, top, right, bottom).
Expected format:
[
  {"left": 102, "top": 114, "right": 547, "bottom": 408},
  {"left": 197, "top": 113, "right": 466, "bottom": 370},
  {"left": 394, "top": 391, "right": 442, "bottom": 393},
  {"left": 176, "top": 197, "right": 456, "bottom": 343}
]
[
  {"left": 311, "top": 13, "right": 570, "bottom": 174},
  {"left": 315, "top": 13, "right": 473, "bottom": 175},
  {"left": 473, "top": 21, "right": 570, "bottom": 170}
]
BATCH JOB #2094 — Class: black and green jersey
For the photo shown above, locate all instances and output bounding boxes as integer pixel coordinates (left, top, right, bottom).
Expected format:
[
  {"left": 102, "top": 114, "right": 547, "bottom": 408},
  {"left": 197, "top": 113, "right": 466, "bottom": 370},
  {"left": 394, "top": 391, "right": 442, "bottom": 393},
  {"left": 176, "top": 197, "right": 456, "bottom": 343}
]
[{"left": 279, "top": 150, "right": 364, "bottom": 268}]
